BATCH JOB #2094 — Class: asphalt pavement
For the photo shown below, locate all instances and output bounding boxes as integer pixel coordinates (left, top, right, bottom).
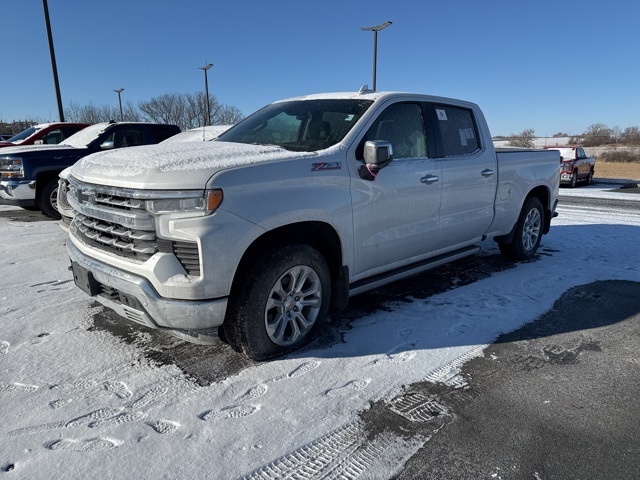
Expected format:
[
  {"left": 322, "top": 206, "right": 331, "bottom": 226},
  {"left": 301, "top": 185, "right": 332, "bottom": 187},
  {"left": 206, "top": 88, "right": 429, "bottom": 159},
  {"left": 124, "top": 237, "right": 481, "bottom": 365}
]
[{"left": 390, "top": 280, "right": 640, "bottom": 479}]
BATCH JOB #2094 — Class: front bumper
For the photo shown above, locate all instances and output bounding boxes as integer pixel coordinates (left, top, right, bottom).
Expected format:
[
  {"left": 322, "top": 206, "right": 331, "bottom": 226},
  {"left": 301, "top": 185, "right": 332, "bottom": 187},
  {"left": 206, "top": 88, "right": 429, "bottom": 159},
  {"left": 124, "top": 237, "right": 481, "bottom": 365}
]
[
  {"left": 0, "top": 179, "right": 36, "bottom": 206},
  {"left": 67, "top": 240, "right": 227, "bottom": 343},
  {"left": 560, "top": 172, "right": 573, "bottom": 183}
]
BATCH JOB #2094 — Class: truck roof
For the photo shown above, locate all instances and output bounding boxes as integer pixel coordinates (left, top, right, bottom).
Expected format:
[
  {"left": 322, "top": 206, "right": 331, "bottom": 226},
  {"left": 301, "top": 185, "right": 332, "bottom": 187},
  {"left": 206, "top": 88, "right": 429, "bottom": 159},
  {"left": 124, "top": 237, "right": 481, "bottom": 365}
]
[{"left": 275, "top": 91, "right": 480, "bottom": 109}]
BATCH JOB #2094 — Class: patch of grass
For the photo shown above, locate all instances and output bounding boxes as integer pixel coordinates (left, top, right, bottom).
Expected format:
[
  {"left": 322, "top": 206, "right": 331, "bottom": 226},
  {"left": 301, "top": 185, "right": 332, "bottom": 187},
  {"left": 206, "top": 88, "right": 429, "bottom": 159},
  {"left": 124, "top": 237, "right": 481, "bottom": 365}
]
[
  {"left": 595, "top": 162, "right": 640, "bottom": 181},
  {"left": 598, "top": 150, "right": 640, "bottom": 163}
]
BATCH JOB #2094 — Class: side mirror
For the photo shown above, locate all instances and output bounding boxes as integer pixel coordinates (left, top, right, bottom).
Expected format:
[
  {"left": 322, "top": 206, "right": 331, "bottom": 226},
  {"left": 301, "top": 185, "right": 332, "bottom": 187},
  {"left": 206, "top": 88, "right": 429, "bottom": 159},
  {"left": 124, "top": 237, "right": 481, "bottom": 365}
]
[
  {"left": 34, "top": 139, "right": 44, "bottom": 145},
  {"left": 100, "top": 140, "right": 115, "bottom": 150},
  {"left": 359, "top": 140, "right": 393, "bottom": 181},
  {"left": 363, "top": 140, "right": 393, "bottom": 167}
]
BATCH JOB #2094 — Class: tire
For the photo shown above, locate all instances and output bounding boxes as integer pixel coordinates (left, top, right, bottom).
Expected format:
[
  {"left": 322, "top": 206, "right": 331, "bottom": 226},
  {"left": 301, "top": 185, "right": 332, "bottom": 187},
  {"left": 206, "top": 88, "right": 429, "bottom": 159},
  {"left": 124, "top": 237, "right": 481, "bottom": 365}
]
[
  {"left": 498, "top": 196, "right": 544, "bottom": 261},
  {"left": 586, "top": 168, "right": 594, "bottom": 185},
  {"left": 38, "top": 179, "right": 61, "bottom": 220},
  {"left": 570, "top": 170, "right": 578, "bottom": 188},
  {"left": 224, "top": 244, "right": 331, "bottom": 361}
]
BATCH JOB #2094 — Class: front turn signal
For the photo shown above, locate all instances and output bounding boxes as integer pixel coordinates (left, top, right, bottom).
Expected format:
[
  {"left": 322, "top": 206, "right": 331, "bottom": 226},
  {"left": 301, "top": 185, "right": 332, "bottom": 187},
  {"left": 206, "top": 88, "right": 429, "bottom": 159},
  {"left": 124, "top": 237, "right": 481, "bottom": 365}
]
[{"left": 205, "top": 189, "right": 224, "bottom": 214}]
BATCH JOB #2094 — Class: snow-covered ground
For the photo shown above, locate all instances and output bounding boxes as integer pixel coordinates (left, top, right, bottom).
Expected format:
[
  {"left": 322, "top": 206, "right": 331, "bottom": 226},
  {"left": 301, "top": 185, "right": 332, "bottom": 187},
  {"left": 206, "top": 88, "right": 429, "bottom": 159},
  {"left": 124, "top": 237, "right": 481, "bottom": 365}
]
[{"left": 1, "top": 185, "right": 639, "bottom": 479}]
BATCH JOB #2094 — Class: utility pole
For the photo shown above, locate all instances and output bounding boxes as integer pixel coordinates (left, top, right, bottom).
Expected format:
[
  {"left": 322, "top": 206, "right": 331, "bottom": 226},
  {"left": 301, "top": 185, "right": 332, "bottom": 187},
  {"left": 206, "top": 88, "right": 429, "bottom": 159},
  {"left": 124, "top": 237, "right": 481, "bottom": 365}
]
[{"left": 42, "top": 0, "right": 64, "bottom": 122}]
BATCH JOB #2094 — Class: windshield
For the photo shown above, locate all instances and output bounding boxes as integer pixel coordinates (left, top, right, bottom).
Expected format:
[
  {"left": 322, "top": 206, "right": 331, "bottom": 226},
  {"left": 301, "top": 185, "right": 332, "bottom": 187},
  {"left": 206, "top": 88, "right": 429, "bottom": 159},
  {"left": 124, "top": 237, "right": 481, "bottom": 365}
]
[
  {"left": 61, "top": 123, "right": 110, "bottom": 148},
  {"left": 217, "top": 99, "right": 373, "bottom": 152},
  {"left": 7, "top": 126, "right": 40, "bottom": 143}
]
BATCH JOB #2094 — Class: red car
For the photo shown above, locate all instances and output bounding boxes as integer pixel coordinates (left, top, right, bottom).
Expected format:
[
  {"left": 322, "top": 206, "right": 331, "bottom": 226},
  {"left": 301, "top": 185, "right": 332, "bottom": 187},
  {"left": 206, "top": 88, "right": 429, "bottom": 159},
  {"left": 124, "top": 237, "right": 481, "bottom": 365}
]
[
  {"left": 543, "top": 146, "right": 596, "bottom": 187},
  {"left": 0, "top": 122, "right": 89, "bottom": 149}
]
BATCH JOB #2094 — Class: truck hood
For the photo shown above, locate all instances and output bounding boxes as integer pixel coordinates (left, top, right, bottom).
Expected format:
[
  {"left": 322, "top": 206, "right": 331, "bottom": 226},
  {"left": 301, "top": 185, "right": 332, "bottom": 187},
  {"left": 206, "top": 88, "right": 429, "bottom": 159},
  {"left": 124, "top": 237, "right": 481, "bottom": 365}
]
[
  {"left": 70, "top": 141, "right": 317, "bottom": 189},
  {"left": 0, "top": 144, "right": 84, "bottom": 155}
]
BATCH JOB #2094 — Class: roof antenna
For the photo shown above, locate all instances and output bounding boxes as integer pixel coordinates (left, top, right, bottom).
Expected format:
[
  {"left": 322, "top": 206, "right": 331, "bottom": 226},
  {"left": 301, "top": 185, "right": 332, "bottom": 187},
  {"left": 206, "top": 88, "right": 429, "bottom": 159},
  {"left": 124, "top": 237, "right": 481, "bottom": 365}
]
[{"left": 358, "top": 85, "right": 372, "bottom": 94}]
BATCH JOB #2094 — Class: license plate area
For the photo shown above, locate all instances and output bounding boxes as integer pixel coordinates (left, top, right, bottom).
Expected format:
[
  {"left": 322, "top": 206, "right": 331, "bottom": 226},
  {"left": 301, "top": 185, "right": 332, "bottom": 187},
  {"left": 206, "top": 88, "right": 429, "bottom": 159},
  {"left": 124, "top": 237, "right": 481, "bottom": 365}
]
[{"left": 71, "top": 262, "right": 101, "bottom": 296}]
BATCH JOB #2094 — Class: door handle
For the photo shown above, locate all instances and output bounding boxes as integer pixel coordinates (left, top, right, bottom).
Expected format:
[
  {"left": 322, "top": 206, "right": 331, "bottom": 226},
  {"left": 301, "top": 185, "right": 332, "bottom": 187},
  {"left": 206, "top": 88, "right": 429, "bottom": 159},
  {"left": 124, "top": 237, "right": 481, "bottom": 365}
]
[
  {"left": 481, "top": 169, "right": 495, "bottom": 177},
  {"left": 420, "top": 175, "right": 440, "bottom": 184}
]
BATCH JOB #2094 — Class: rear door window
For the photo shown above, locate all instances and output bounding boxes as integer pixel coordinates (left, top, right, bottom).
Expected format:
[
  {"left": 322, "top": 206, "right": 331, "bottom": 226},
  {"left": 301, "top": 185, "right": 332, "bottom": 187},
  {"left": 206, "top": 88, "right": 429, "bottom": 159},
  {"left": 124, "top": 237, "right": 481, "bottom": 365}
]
[
  {"left": 151, "top": 125, "right": 180, "bottom": 143},
  {"left": 104, "top": 126, "right": 145, "bottom": 148},
  {"left": 430, "top": 105, "right": 480, "bottom": 157},
  {"left": 42, "top": 129, "right": 63, "bottom": 144}
]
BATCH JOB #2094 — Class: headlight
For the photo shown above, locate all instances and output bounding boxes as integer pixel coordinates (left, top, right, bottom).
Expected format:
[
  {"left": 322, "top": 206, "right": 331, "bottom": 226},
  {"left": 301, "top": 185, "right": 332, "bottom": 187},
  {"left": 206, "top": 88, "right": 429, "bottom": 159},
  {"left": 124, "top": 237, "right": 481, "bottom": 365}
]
[
  {"left": 59, "top": 167, "right": 72, "bottom": 180},
  {"left": 146, "top": 189, "right": 223, "bottom": 215},
  {"left": 0, "top": 156, "right": 24, "bottom": 178}
]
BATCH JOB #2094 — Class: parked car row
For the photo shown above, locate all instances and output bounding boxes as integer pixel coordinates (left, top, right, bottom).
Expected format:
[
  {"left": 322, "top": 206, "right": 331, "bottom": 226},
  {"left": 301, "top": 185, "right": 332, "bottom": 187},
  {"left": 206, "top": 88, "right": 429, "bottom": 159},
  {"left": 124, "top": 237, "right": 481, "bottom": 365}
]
[{"left": 0, "top": 121, "right": 182, "bottom": 218}]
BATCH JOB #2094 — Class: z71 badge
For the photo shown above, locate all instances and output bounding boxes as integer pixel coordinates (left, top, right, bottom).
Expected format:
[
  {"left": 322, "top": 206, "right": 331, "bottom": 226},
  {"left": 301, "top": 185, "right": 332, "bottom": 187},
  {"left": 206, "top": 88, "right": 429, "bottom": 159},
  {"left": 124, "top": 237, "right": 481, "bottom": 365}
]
[{"left": 311, "top": 162, "right": 341, "bottom": 171}]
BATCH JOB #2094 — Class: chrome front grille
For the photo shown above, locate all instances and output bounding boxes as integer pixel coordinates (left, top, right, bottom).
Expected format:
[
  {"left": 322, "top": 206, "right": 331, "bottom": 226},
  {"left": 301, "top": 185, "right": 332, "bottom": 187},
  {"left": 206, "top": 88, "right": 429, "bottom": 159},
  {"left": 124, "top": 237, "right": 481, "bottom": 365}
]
[
  {"left": 68, "top": 178, "right": 201, "bottom": 275},
  {"left": 94, "top": 193, "right": 145, "bottom": 211},
  {"left": 73, "top": 213, "right": 157, "bottom": 260}
]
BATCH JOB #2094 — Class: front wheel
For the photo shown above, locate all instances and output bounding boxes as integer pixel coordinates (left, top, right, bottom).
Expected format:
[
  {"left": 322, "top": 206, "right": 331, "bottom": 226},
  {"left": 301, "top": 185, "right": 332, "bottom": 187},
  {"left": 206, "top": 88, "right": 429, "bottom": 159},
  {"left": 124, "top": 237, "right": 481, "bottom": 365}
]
[
  {"left": 570, "top": 170, "right": 578, "bottom": 188},
  {"left": 224, "top": 244, "right": 331, "bottom": 361},
  {"left": 498, "top": 196, "right": 544, "bottom": 261},
  {"left": 38, "top": 178, "right": 61, "bottom": 220}
]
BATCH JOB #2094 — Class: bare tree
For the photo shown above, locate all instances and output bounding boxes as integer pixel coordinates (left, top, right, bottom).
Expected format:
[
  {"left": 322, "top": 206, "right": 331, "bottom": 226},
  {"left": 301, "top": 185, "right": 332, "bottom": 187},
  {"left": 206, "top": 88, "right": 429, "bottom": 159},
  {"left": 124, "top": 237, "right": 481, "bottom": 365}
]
[
  {"left": 507, "top": 128, "right": 536, "bottom": 148},
  {"left": 621, "top": 126, "right": 640, "bottom": 145},
  {"left": 582, "top": 123, "right": 612, "bottom": 146},
  {"left": 138, "top": 93, "right": 188, "bottom": 127},
  {"left": 215, "top": 105, "right": 244, "bottom": 125},
  {"left": 611, "top": 125, "right": 621, "bottom": 146},
  {"left": 119, "top": 100, "right": 142, "bottom": 122},
  {"left": 66, "top": 101, "right": 120, "bottom": 123},
  {"left": 141, "top": 92, "right": 243, "bottom": 130},
  {"left": 65, "top": 92, "right": 242, "bottom": 130},
  {"left": 185, "top": 92, "right": 215, "bottom": 128}
]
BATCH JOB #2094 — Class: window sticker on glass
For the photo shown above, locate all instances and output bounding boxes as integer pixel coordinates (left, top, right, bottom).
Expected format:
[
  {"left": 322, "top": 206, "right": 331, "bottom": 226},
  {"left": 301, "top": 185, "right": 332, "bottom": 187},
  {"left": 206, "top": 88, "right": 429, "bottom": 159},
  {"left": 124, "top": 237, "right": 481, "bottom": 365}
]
[
  {"left": 345, "top": 114, "right": 355, "bottom": 121},
  {"left": 459, "top": 128, "right": 475, "bottom": 147},
  {"left": 436, "top": 109, "right": 448, "bottom": 121}
]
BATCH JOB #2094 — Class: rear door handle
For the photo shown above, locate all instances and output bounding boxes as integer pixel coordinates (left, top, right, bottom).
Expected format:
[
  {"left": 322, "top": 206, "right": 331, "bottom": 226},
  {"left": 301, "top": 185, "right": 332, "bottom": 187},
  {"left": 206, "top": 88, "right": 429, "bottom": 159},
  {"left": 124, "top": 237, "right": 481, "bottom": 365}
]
[
  {"left": 481, "top": 169, "right": 495, "bottom": 177},
  {"left": 420, "top": 175, "right": 440, "bottom": 184}
]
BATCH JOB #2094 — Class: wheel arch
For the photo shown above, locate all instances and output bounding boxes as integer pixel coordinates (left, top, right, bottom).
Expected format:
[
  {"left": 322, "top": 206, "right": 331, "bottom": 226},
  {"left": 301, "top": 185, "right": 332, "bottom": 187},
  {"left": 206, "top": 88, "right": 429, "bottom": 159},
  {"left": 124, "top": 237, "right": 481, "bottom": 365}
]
[
  {"left": 495, "top": 185, "right": 552, "bottom": 244},
  {"left": 34, "top": 169, "right": 62, "bottom": 199},
  {"left": 528, "top": 185, "right": 552, "bottom": 234},
  {"left": 230, "top": 221, "right": 347, "bottom": 309}
]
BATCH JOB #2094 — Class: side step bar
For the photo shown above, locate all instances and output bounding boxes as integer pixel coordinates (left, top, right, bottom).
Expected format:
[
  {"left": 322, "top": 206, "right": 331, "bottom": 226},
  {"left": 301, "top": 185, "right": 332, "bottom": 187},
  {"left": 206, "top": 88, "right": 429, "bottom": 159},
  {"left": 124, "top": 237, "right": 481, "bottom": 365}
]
[{"left": 348, "top": 245, "right": 481, "bottom": 297}]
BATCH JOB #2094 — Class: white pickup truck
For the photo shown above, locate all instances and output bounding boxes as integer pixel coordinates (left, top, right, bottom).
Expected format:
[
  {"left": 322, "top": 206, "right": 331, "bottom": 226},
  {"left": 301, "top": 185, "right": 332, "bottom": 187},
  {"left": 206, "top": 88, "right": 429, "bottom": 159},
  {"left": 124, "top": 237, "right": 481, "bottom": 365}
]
[{"left": 62, "top": 91, "right": 560, "bottom": 360}]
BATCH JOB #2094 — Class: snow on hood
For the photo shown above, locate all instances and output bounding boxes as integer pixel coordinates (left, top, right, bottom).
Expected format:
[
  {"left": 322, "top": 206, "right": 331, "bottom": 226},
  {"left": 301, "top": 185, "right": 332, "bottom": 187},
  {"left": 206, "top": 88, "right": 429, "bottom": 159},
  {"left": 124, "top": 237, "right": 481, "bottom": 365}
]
[
  {"left": 70, "top": 141, "right": 317, "bottom": 189},
  {"left": 0, "top": 144, "right": 81, "bottom": 155},
  {"left": 161, "top": 125, "right": 232, "bottom": 144}
]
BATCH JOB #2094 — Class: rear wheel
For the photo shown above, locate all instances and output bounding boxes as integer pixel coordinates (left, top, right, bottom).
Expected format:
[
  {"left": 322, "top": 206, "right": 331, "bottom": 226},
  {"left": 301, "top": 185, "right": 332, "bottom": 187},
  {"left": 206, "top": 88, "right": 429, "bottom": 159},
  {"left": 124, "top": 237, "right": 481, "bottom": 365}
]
[
  {"left": 498, "top": 196, "right": 544, "bottom": 261},
  {"left": 38, "top": 179, "right": 61, "bottom": 220},
  {"left": 224, "top": 244, "right": 331, "bottom": 361},
  {"left": 586, "top": 168, "right": 594, "bottom": 185}
]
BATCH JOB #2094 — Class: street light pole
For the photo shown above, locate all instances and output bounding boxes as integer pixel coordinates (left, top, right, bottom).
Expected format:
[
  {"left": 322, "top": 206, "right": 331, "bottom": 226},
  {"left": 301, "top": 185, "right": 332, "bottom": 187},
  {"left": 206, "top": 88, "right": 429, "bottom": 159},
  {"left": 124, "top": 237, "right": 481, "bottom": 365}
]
[
  {"left": 360, "top": 21, "right": 392, "bottom": 92},
  {"left": 114, "top": 88, "right": 124, "bottom": 121},
  {"left": 42, "top": 0, "right": 64, "bottom": 122},
  {"left": 197, "top": 63, "right": 213, "bottom": 126}
]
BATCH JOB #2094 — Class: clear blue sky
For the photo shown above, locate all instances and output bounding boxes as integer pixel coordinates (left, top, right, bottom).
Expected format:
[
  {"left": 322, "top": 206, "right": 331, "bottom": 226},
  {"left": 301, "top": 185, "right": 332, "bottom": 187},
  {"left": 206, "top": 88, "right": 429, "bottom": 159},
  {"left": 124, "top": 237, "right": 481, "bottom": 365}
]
[{"left": 2, "top": 0, "right": 638, "bottom": 136}]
